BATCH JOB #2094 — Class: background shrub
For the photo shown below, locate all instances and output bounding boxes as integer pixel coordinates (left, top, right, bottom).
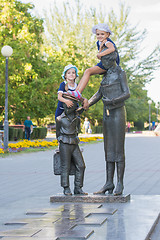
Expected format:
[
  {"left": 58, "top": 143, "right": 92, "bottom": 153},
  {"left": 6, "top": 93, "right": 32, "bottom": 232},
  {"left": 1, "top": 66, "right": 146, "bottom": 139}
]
[{"left": 9, "top": 127, "right": 47, "bottom": 140}]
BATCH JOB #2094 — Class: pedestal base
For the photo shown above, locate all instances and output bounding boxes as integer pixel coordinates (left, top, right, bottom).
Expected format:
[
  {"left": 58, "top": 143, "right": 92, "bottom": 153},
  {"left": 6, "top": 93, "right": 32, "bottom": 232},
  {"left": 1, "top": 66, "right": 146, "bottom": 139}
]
[{"left": 50, "top": 193, "right": 130, "bottom": 203}]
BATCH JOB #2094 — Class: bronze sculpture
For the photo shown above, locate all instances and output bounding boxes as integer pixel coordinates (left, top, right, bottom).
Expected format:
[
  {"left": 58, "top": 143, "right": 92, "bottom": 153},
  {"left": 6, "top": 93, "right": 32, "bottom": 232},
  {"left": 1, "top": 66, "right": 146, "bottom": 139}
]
[
  {"left": 56, "top": 94, "right": 87, "bottom": 196},
  {"left": 87, "top": 49, "right": 130, "bottom": 195}
]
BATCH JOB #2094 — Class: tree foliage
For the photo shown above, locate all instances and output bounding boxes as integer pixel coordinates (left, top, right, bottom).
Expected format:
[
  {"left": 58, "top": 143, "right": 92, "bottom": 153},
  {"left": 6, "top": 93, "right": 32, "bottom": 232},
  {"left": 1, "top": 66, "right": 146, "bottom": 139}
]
[
  {"left": 0, "top": 0, "right": 159, "bottom": 126},
  {"left": 44, "top": 1, "right": 160, "bottom": 124},
  {"left": 0, "top": 0, "right": 56, "bottom": 124}
]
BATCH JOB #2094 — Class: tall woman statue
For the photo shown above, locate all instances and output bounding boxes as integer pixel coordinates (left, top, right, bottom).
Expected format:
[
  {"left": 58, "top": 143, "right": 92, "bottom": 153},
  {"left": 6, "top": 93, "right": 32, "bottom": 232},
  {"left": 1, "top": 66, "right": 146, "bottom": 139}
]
[{"left": 88, "top": 49, "right": 130, "bottom": 195}]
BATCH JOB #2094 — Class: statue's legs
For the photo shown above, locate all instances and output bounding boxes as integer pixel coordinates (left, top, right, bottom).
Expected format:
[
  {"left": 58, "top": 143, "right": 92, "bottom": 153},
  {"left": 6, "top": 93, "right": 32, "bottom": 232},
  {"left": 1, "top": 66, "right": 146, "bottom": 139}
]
[
  {"left": 114, "top": 161, "right": 125, "bottom": 195},
  {"left": 113, "top": 106, "right": 126, "bottom": 195},
  {"left": 93, "top": 108, "right": 115, "bottom": 194},
  {"left": 94, "top": 162, "right": 115, "bottom": 194},
  {"left": 59, "top": 142, "right": 72, "bottom": 195},
  {"left": 72, "top": 145, "right": 87, "bottom": 195},
  {"left": 94, "top": 106, "right": 126, "bottom": 195}
]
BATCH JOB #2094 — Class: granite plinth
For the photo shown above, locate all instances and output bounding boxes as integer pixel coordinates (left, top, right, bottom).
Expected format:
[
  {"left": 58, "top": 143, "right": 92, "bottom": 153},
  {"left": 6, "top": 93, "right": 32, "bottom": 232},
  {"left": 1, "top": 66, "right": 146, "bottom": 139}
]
[{"left": 50, "top": 193, "right": 130, "bottom": 203}]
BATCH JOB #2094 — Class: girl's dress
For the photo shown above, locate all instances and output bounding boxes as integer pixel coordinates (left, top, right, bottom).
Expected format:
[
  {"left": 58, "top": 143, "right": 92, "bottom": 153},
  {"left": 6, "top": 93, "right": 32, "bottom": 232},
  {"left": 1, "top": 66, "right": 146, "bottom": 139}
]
[
  {"left": 55, "top": 81, "right": 78, "bottom": 120},
  {"left": 96, "top": 38, "right": 120, "bottom": 70}
]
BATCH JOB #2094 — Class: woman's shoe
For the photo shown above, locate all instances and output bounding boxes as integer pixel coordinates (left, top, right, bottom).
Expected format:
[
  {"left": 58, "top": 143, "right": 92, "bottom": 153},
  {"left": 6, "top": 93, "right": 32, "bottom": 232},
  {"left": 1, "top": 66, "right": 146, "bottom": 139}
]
[
  {"left": 114, "top": 182, "right": 124, "bottom": 195},
  {"left": 94, "top": 183, "right": 115, "bottom": 194}
]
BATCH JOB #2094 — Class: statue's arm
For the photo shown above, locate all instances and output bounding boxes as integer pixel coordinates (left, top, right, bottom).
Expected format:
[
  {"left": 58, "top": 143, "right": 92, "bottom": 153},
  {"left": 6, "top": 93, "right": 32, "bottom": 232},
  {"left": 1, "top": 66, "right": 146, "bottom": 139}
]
[
  {"left": 113, "top": 70, "right": 130, "bottom": 104},
  {"left": 88, "top": 88, "right": 102, "bottom": 107},
  {"left": 77, "top": 116, "right": 81, "bottom": 134},
  {"left": 76, "top": 88, "right": 102, "bottom": 115},
  {"left": 56, "top": 117, "right": 61, "bottom": 139}
]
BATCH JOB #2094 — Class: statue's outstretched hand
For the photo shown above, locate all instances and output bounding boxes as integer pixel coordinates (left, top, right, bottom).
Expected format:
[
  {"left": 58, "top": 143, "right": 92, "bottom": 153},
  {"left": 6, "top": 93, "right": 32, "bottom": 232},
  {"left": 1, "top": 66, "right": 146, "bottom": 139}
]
[
  {"left": 83, "top": 98, "right": 89, "bottom": 109},
  {"left": 76, "top": 98, "right": 89, "bottom": 115}
]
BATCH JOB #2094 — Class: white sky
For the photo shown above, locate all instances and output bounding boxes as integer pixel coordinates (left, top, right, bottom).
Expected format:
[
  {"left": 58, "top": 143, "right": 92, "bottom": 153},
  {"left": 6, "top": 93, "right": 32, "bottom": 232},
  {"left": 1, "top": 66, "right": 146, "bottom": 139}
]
[{"left": 21, "top": 0, "right": 160, "bottom": 103}]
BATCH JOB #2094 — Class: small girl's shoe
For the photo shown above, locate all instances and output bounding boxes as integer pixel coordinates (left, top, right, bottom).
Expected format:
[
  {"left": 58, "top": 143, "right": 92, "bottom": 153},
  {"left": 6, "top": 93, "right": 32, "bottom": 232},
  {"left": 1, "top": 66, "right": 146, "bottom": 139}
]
[
  {"left": 67, "top": 90, "right": 82, "bottom": 99},
  {"left": 63, "top": 187, "right": 72, "bottom": 196},
  {"left": 74, "top": 187, "right": 88, "bottom": 195}
]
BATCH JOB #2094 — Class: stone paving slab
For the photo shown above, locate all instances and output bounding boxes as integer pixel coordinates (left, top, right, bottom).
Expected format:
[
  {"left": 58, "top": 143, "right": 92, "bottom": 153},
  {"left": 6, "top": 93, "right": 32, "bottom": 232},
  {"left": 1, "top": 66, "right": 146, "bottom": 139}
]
[
  {"left": 35, "top": 228, "right": 94, "bottom": 239},
  {"left": 31, "top": 226, "right": 73, "bottom": 239},
  {"left": 1, "top": 238, "right": 52, "bottom": 240},
  {"left": 56, "top": 229, "right": 94, "bottom": 239},
  {"left": 76, "top": 214, "right": 108, "bottom": 226},
  {"left": 26, "top": 212, "right": 75, "bottom": 218},
  {"left": 0, "top": 228, "right": 42, "bottom": 237},
  {"left": 5, "top": 218, "right": 60, "bottom": 228},
  {"left": 89, "top": 207, "right": 117, "bottom": 215},
  {"left": 1, "top": 238, "right": 41, "bottom": 240},
  {"left": 42, "top": 204, "right": 102, "bottom": 211},
  {"left": 26, "top": 212, "right": 48, "bottom": 216}
]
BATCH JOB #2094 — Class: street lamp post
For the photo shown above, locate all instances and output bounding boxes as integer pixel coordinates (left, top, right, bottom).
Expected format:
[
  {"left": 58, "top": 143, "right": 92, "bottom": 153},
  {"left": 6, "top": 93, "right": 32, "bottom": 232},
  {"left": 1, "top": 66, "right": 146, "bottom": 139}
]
[
  {"left": 1, "top": 45, "right": 13, "bottom": 151},
  {"left": 148, "top": 100, "right": 152, "bottom": 131}
]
